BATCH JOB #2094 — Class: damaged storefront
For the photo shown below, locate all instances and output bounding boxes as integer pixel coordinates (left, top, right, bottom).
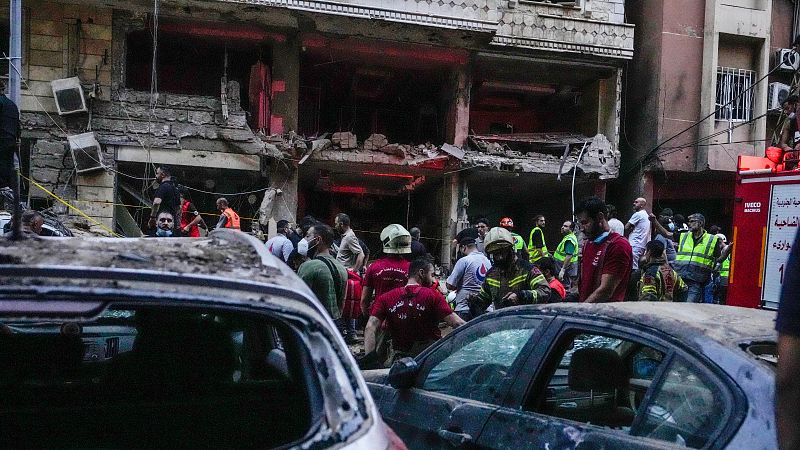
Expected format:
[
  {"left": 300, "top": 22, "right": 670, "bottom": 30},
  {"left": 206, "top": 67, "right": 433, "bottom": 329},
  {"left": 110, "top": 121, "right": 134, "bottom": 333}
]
[{"left": 12, "top": 0, "right": 633, "bottom": 266}]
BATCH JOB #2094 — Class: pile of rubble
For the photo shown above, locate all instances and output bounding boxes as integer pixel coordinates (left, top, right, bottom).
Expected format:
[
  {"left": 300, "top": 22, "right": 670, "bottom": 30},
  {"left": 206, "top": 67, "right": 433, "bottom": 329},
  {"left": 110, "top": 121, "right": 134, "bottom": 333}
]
[{"left": 261, "top": 131, "right": 460, "bottom": 167}]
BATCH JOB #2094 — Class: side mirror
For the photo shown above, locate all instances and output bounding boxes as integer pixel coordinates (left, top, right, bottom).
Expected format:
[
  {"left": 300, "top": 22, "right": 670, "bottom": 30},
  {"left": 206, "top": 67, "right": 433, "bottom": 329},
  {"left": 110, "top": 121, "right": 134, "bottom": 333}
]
[{"left": 387, "top": 357, "right": 419, "bottom": 389}]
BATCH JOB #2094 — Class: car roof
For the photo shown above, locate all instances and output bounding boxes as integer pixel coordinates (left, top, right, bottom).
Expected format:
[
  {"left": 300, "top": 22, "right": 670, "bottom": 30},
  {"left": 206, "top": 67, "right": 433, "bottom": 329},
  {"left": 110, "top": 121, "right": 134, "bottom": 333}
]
[
  {"left": 516, "top": 302, "right": 777, "bottom": 347},
  {"left": 0, "top": 230, "right": 319, "bottom": 312}
]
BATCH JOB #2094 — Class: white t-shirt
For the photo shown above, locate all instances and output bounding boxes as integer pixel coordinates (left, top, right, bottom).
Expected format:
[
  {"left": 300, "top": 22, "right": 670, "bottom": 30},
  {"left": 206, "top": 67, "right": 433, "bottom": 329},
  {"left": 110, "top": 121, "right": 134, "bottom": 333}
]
[
  {"left": 446, "top": 250, "right": 491, "bottom": 312},
  {"left": 627, "top": 210, "right": 651, "bottom": 249},
  {"left": 608, "top": 218, "right": 625, "bottom": 236}
]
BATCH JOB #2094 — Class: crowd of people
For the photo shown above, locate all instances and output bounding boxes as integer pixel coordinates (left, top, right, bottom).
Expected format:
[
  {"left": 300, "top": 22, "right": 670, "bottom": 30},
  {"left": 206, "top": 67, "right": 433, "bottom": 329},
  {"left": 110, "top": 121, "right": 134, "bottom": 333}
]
[{"left": 140, "top": 165, "right": 735, "bottom": 367}]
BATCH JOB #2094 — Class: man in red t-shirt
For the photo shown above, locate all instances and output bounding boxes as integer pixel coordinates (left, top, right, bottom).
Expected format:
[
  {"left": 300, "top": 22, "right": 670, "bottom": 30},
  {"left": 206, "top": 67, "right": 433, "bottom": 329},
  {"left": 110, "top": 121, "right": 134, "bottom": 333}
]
[
  {"left": 577, "top": 197, "right": 633, "bottom": 302},
  {"left": 365, "top": 258, "right": 465, "bottom": 362}
]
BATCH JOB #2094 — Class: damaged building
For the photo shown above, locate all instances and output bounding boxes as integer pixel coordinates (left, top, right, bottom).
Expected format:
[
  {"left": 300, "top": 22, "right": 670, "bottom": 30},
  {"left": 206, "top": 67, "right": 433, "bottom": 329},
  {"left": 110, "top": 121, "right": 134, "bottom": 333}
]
[{"left": 7, "top": 0, "right": 632, "bottom": 267}]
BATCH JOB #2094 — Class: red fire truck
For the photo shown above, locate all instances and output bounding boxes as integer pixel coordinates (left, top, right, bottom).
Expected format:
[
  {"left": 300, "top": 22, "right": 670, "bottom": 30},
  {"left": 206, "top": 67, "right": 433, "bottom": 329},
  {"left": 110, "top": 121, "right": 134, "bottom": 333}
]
[{"left": 728, "top": 155, "right": 800, "bottom": 309}]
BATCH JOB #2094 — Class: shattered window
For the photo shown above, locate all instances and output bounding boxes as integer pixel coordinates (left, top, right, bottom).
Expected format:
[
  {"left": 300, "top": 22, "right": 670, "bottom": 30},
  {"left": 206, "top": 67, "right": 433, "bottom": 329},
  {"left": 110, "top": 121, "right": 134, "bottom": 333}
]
[
  {"left": 419, "top": 317, "right": 540, "bottom": 404},
  {"left": 0, "top": 305, "right": 316, "bottom": 448},
  {"left": 633, "top": 357, "right": 727, "bottom": 448}
]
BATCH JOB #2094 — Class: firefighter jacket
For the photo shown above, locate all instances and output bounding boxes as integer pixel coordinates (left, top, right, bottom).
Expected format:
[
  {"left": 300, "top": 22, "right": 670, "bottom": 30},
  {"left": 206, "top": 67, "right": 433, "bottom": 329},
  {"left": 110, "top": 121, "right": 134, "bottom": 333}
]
[
  {"left": 471, "top": 258, "right": 551, "bottom": 314},
  {"left": 674, "top": 231, "right": 719, "bottom": 284},
  {"left": 638, "top": 257, "right": 687, "bottom": 302}
]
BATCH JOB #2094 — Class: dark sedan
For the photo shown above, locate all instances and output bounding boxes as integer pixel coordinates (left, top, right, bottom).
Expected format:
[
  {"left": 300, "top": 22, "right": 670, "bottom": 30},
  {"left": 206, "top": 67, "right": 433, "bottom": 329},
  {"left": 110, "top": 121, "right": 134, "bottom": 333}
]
[{"left": 364, "top": 303, "right": 777, "bottom": 450}]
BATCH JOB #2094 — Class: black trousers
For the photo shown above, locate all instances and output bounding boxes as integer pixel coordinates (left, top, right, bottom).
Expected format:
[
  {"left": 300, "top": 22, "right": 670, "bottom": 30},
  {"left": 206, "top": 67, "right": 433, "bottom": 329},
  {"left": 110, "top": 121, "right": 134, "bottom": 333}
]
[{"left": 0, "top": 144, "right": 16, "bottom": 189}]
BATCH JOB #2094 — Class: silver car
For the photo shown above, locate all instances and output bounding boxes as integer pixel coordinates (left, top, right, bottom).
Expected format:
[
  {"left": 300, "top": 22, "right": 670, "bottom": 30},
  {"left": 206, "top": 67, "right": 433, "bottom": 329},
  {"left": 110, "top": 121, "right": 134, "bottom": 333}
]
[{"left": 0, "top": 230, "right": 405, "bottom": 449}]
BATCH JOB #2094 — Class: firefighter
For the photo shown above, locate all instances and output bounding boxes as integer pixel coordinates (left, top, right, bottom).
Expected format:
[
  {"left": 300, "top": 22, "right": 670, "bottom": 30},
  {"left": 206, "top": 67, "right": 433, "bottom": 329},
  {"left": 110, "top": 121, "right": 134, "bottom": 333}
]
[
  {"left": 638, "top": 240, "right": 687, "bottom": 302},
  {"left": 499, "top": 217, "right": 528, "bottom": 260},
  {"left": 673, "top": 213, "right": 730, "bottom": 303},
  {"left": 215, "top": 197, "right": 241, "bottom": 230},
  {"left": 527, "top": 214, "right": 550, "bottom": 263},
  {"left": 469, "top": 227, "right": 551, "bottom": 316}
]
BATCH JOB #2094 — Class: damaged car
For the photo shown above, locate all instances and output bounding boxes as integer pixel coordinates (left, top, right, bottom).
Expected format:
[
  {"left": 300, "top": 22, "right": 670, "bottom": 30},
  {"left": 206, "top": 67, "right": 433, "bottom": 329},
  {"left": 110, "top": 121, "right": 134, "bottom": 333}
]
[
  {"left": 364, "top": 303, "right": 776, "bottom": 449},
  {"left": 0, "top": 230, "right": 405, "bottom": 449}
]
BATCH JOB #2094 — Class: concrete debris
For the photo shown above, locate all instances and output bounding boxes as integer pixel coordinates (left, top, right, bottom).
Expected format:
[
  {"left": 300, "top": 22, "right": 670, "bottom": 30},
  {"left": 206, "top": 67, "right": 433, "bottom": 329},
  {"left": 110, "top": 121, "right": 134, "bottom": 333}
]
[
  {"left": 379, "top": 143, "right": 408, "bottom": 158},
  {"left": 464, "top": 133, "right": 620, "bottom": 178},
  {"left": 441, "top": 143, "right": 465, "bottom": 160},
  {"left": 363, "top": 134, "right": 389, "bottom": 151},
  {"left": 332, "top": 132, "right": 357, "bottom": 149}
]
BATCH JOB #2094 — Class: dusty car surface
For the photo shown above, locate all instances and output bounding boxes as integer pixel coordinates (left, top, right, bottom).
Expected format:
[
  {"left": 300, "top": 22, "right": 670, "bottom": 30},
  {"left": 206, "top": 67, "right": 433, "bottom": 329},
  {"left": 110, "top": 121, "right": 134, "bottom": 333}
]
[
  {"left": 364, "top": 303, "right": 777, "bottom": 450},
  {"left": 0, "top": 230, "right": 404, "bottom": 449}
]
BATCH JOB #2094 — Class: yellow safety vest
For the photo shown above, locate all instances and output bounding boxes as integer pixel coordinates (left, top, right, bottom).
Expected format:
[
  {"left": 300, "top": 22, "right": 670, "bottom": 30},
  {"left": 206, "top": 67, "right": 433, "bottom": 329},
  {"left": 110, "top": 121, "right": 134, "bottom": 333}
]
[
  {"left": 675, "top": 231, "right": 718, "bottom": 282},
  {"left": 719, "top": 256, "right": 730, "bottom": 279},
  {"left": 554, "top": 233, "right": 579, "bottom": 263},
  {"left": 511, "top": 232, "right": 525, "bottom": 251},
  {"left": 527, "top": 227, "right": 549, "bottom": 263}
]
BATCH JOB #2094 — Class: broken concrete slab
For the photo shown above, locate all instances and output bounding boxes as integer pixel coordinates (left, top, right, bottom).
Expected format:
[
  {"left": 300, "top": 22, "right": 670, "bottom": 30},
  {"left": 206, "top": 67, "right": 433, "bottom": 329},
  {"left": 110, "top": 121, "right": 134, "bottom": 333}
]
[
  {"left": 441, "top": 143, "right": 465, "bottom": 160},
  {"left": 380, "top": 143, "right": 407, "bottom": 158},
  {"left": 363, "top": 133, "right": 388, "bottom": 151},
  {"left": 332, "top": 131, "right": 357, "bottom": 149}
]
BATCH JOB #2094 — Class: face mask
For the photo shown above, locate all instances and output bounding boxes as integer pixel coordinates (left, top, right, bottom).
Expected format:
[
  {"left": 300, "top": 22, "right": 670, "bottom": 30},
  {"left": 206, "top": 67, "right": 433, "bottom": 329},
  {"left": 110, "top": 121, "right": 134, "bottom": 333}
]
[
  {"left": 156, "top": 228, "right": 172, "bottom": 237},
  {"left": 790, "top": 112, "right": 796, "bottom": 120},
  {"left": 297, "top": 238, "right": 309, "bottom": 256},
  {"left": 668, "top": 222, "right": 675, "bottom": 231}
]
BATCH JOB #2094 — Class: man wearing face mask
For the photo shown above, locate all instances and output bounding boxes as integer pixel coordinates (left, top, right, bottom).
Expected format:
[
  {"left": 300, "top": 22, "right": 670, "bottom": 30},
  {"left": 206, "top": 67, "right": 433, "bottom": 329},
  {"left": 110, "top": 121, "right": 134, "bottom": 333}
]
[
  {"left": 297, "top": 223, "right": 349, "bottom": 328},
  {"left": 469, "top": 227, "right": 550, "bottom": 316},
  {"left": 148, "top": 211, "right": 177, "bottom": 237}
]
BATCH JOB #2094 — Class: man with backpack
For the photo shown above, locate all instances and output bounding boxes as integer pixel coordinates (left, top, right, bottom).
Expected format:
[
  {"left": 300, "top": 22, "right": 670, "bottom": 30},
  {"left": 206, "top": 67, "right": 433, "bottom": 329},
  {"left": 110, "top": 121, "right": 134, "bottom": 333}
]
[{"left": 297, "top": 223, "right": 348, "bottom": 332}]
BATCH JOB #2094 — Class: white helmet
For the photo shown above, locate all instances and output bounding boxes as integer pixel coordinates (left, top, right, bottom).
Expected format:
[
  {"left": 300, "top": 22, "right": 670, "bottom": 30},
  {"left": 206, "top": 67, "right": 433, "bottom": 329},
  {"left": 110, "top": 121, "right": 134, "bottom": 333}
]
[
  {"left": 484, "top": 227, "right": 515, "bottom": 253},
  {"left": 380, "top": 224, "right": 412, "bottom": 254}
]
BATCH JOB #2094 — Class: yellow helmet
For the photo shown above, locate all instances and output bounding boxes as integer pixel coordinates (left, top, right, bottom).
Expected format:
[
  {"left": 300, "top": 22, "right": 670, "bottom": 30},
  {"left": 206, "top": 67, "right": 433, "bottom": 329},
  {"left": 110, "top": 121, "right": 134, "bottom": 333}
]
[{"left": 484, "top": 227, "right": 515, "bottom": 253}]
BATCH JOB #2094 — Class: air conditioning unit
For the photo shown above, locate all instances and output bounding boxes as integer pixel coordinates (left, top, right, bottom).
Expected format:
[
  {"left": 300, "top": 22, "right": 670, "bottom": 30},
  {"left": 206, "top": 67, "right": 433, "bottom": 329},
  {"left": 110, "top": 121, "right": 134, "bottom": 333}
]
[
  {"left": 777, "top": 48, "right": 800, "bottom": 72},
  {"left": 67, "top": 132, "right": 105, "bottom": 174},
  {"left": 768, "top": 82, "right": 791, "bottom": 111},
  {"left": 50, "top": 77, "right": 88, "bottom": 116}
]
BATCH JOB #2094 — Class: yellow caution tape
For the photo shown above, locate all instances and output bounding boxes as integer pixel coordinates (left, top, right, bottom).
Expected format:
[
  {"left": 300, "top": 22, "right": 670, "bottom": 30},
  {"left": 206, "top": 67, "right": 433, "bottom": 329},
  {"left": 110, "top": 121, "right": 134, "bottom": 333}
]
[{"left": 20, "top": 172, "right": 123, "bottom": 238}]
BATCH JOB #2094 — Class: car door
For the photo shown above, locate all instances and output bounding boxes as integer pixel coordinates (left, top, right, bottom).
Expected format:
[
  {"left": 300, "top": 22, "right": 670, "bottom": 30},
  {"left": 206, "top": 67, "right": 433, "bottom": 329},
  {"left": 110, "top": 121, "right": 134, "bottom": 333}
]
[
  {"left": 372, "top": 314, "right": 549, "bottom": 450},
  {"left": 475, "top": 319, "right": 684, "bottom": 449}
]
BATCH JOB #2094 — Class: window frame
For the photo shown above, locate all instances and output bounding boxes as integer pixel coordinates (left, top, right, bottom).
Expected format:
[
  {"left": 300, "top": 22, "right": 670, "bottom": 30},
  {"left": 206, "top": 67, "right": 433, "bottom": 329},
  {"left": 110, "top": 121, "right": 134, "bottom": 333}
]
[
  {"left": 714, "top": 66, "right": 756, "bottom": 123},
  {"left": 412, "top": 312, "right": 551, "bottom": 406},
  {"left": 518, "top": 317, "right": 746, "bottom": 450}
]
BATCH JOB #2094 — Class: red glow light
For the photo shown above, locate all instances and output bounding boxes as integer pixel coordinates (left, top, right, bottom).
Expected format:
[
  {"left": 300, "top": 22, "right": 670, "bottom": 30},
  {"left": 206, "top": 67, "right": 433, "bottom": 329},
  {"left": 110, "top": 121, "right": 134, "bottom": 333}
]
[
  {"left": 362, "top": 171, "right": 415, "bottom": 179},
  {"left": 330, "top": 186, "right": 368, "bottom": 194}
]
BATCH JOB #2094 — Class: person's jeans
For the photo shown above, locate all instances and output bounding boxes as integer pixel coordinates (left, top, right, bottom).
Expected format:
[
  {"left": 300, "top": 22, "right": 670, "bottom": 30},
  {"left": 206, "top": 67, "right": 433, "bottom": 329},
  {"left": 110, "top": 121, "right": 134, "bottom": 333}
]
[
  {"left": 455, "top": 310, "right": 472, "bottom": 322},
  {"left": 686, "top": 281, "right": 706, "bottom": 303}
]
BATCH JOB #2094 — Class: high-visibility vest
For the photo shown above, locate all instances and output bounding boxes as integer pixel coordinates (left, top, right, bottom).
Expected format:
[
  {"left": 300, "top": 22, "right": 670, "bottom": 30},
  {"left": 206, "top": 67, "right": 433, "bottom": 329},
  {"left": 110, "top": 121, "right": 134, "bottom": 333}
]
[
  {"left": 554, "top": 232, "right": 579, "bottom": 263},
  {"left": 222, "top": 207, "right": 241, "bottom": 230},
  {"left": 527, "top": 227, "right": 549, "bottom": 263},
  {"left": 675, "top": 231, "right": 718, "bottom": 277},
  {"left": 511, "top": 232, "right": 525, "bottom": 251},
  {"left": 719, "top": 256, "right": 730, "bottom": 279}
]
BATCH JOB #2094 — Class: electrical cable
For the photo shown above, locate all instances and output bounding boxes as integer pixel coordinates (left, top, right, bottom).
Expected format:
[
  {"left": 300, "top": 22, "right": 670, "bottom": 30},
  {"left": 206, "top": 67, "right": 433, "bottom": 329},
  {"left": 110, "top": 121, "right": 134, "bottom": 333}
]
[{"left": 625, "top": 55, "right": 791, "bottom": 174}]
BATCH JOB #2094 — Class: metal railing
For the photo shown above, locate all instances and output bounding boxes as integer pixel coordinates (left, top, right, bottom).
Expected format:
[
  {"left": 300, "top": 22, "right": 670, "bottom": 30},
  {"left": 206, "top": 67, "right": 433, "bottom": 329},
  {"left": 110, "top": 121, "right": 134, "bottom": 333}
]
[{"left": 715, "top": 66, "right": 756, "bottom": 123}]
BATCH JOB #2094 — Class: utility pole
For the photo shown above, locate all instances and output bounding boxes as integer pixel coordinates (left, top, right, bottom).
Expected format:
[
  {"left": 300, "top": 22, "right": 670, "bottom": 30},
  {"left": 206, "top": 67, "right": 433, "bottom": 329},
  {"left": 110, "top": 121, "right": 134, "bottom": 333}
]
[
  {"left": 9, "top": 0, "right": 23, "bottom": 239},
  {"left": 9, "top": 0, "right": 21, "bottom": 104}
]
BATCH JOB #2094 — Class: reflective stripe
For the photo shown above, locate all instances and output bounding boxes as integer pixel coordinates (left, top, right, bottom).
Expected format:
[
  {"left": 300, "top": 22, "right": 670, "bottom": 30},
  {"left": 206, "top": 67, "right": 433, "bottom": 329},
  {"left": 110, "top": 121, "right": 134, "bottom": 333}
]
[
  {"left": 527, "top": 227, "right": 549, "bottom": 262},
  {"left": 486, "top": 278, "right": 501, "bottom": 287},
  {"left": 675, "top": 232, "right": 717, "bottom": 269},
  {"left": 554, "top": 233, "right": 578, "bottom": 262},
  {"left": 529, "top": 274, "right": 546, "bottom": 287}
]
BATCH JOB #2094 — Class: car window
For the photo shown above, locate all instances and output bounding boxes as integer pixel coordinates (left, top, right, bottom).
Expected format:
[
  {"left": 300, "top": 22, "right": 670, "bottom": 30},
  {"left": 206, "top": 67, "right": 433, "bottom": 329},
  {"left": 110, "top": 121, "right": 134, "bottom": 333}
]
[
  {"left": 632, "top": 356, "right": 727, "bottom": 448},
  {"left": 419, "top": 317, "right": 541, "bottom": 404},
  {"left": 0, "top": 306, "right": 317, "bottom": 449},
  {"left": 529, "top": 332, "right": 665, "bottom": 431}
]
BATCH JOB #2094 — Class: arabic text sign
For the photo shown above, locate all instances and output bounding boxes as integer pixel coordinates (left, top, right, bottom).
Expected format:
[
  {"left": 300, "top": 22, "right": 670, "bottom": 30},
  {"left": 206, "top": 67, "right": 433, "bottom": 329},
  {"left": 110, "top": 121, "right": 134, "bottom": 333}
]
[{"left": 763, "top": 185, "right": 800, "bottom": 307}]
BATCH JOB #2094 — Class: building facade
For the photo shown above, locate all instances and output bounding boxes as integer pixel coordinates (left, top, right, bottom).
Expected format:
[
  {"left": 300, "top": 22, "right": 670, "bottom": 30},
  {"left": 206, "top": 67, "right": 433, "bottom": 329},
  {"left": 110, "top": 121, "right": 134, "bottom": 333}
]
[
  {"left": 5, "top": 0, "right": 634, "bottom": 266},
  {"left": 622, "top": 0, "right": 795, "bottom": 231}
]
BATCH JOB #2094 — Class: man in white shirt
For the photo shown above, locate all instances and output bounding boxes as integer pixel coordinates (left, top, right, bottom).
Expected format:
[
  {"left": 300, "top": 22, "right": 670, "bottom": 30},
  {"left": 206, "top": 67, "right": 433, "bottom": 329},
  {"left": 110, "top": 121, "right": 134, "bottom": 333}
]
[
  {"left": 446, "top": 228, "right": 491, "bottom": 321},
  {"left": 265, "top": 220, "right": 295, "bottom": 263},
  {"left": 606, "top": 203, "right": 625, "bottom": 236},
  {"left": 625, "top": 197, "right": 651, "bottom": 271}
]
